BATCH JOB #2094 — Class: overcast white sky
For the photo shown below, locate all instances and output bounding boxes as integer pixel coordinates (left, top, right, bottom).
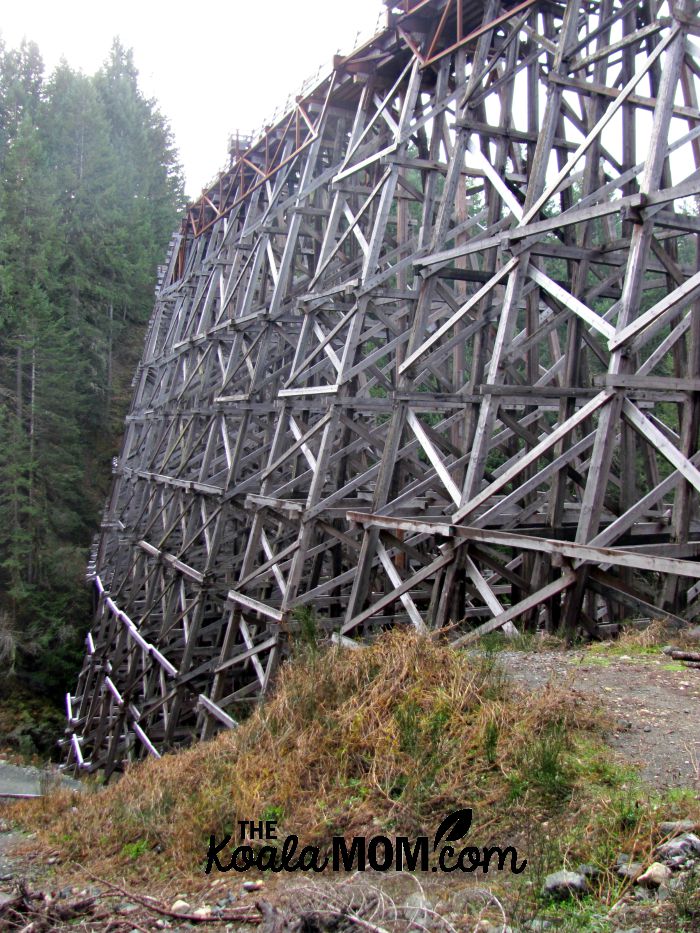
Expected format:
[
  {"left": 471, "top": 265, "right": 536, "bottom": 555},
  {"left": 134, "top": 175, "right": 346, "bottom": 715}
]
[{"left": 1, "top": 0, "right": 385, "bottom": 199}]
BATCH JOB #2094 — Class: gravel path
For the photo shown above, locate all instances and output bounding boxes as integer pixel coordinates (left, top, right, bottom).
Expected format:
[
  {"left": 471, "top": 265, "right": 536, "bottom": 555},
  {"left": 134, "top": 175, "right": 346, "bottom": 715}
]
[{"left": 498, "top": 648, "right": 700, "bottom": 788}]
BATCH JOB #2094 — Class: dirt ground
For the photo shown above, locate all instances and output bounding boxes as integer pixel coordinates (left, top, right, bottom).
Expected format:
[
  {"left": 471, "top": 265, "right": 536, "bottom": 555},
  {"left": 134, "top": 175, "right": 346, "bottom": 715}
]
[{"left": 498, "top": 647, "right": 700, "bottom": 789}]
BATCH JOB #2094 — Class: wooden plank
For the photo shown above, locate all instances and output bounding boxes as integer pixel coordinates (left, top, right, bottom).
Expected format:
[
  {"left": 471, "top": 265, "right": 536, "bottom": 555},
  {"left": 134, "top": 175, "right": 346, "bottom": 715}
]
[
  {"left": 528, "top": 267, "right": 616, "bottom": 340},
  {"left": 226, "top": 589, "right": 285, "bottom": 622},
  {"left": 341, "top": 550, "right": 455, "bottom": 635},
  {"left": 198, "top": 694, "right": 238, "bottom": 729},
  {"left": 464, "top": 556, "right": 504, "bottom": 615},
  {"left": 399, "top": 258, "right": 519, "bottom": 372},
  {"left": 522, "top": 25, "right": 680, "bottom": 225},
  {"left": 455, "top": 390, "right": 615, "bottom": 522},
  {"left": 132, "top": 723, "right": 162, "bottom": 759},
  {"left": 376, "top": 539, "right": 427, "bottom": 632},
  {"left": 609, "top": 268, "right": 700, "bottom": 351},
  {"left": 451, "top": 572, "right": 579, "bottom": 646},
  {"left": 455, "top": 526, "right": 700, "bottom": 578},
  {"left": 599, "top": 374, "right": 700, "bottom": 392},
  {"left": 406, "top": 410, "right": 462, "bottom": 505},
  {"left": 349, "top": 513, "right": 700, "bottom": 578},
  {"left": 622, "top": 400, "right": 700, "bottom": 498}
]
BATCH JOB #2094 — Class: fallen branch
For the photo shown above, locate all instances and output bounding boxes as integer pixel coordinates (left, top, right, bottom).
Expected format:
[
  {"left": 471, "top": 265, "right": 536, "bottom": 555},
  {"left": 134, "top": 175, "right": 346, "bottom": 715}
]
[
  {"left": 74, "top": 864, "right": 262, "bottom": 924},
  {"left": 0, "top": 879, "right": 113, "bottom": 931},
  {"left": 669, "top": 649, "right": 700, "bottom": 661}
]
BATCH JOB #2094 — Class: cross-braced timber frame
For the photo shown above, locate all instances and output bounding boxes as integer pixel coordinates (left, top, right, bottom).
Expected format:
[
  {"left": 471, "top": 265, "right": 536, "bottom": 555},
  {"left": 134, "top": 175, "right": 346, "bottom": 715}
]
[{"left": 66, "top": 0, "right": 700, "bottom": 775}]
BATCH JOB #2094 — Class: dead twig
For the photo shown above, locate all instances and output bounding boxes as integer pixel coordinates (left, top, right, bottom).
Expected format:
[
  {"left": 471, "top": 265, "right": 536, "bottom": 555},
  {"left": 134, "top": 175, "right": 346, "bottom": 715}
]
[{"left": 73, "top": 863, "right": 263, "bottom": 924}]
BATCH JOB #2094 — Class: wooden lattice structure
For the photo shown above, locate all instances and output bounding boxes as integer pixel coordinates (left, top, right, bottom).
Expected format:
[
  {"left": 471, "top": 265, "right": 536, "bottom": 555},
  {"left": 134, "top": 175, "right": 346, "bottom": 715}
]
[{"left": 66, "top": 0, "right": 700, "bottom": 774}]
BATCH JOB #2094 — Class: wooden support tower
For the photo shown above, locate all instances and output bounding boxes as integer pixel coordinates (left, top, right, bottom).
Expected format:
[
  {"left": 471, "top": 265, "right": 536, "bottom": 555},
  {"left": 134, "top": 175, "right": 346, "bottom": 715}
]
[{"left": 66, "top": 0, "right": 700, "bottom": 775}]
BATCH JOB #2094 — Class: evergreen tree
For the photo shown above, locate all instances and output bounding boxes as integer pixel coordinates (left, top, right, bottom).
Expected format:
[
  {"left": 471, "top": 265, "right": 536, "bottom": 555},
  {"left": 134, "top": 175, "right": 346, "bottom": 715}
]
[
  {"left": 0, "top": 37, "right": 185, "bottom": 708},
  {"left": 0, "top": 38, "right": 44, "bottom": 163},
  {"left": 0, "top": 115, "right": 62, "bottom": 593},
  {"left": 94, "top": 41, "right": 185, "bottom": 429}
]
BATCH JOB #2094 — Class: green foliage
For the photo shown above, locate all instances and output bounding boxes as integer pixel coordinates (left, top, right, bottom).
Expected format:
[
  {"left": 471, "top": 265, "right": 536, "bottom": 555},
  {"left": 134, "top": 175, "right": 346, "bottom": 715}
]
[
  {"left": 670, "top": 865, "right": 700, "bottom": 923},
  {"left": 0, "top": 37, "right": 185, "bottom": 703},
  {"left": 509, "top": 720, "right": 573, "bottom": 802},
  {"left": 529, "top": 721, "right": 571, "bottom": 798},
  {"left": 261, "top": 804, "right": 284, "bottom": 825},
  {"left": 610, "top": 788, "right": 643, "bottom": 833},
  {"left": 484, "top": 717, "right": 499, "bottom": 765},
  {"left": 0, "top": 682, "right": 65, "bottom": 757},
  {"left": 120, "top": 839, "right": 149, "bottom": 860},
  {"left": 536, "top": 895, "right": 611, "bottom": 932},
  {"left": 394, "top": 697, "right": 421, "bottom": 756},
  {"left": 291, "top": 606, "right": 320, "bottom": 654}
]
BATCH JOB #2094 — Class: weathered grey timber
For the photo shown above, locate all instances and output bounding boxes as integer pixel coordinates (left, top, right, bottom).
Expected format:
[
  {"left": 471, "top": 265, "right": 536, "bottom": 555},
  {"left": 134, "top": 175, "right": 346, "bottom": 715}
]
[{"left": 66, "top": 0, "right": 700, "bottom": 775}]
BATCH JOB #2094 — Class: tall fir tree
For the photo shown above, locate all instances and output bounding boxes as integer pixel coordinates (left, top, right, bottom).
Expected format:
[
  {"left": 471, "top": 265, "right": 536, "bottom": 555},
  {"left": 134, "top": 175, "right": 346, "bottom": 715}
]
[
  {"left": 94, "top": 41, "right": 185, "bottom": 429},
  {"left": 0, "top": 37, "right": 185, "bottom": 706},
  {"left": 0, "top": 38, "right": 44, "bottom": 163}
]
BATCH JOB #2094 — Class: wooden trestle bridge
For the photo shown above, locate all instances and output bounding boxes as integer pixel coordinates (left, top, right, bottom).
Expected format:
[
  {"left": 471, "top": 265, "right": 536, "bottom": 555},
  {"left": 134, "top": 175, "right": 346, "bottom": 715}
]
[{"left": 66, "top": 0, "right": 700, "bottom": 774}]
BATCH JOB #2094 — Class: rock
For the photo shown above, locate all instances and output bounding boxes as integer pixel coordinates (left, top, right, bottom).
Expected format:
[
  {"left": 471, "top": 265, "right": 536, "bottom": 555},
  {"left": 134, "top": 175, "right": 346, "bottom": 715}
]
[
  {"left": 658, "top": 820, "right": 698, "bottom": 837},
  {"left": 542, "top": 869, "right": 588, "bottom": 899},
  {"left": 242, "top": 880, "right": 264, "bottom": 892},
  {"left": 655, "top": 832, "right": 700, "bottom": 862},
  {"left": 525, "top": 921, "right": 554, "bottom": 931},
  {"left": 664, "top": 855, "right": 690, "bottom": 870},
  {"left": 636, "top": 862, "right": 671, "bottom": 887},
  {"left": 616, "top": 861, "right": 643, "bottom": 881},
  {"left": 684, "top": 625, "right": 700, "bottom": 643},
  {"left": 577, "top": 863, "right": 601, "bottom": 879},
  {"left": 171, "top": 899, "right": 190, "bottom": 913},
  {"left": 216, "top": 892, "right": 238, "bottom": 907},
  {"left": 192, "top": 906, "right": 212, "bottom": 919}
]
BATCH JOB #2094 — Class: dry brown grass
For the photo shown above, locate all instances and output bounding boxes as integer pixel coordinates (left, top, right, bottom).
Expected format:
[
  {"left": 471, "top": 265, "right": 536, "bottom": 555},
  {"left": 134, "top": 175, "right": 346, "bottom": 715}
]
[
  {"left": 14, "top": 631, "right": 613, "bottom": 881},
  {"left": 615, "top": 619, "right": 673, "bottom": 650}
]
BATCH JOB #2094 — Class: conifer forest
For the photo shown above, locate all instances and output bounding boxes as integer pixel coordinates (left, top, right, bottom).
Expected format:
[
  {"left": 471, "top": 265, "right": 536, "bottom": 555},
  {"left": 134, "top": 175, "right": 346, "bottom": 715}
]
[{"left": 0, "top": 38, "right": 186, "bottom": 707}]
